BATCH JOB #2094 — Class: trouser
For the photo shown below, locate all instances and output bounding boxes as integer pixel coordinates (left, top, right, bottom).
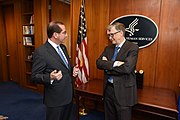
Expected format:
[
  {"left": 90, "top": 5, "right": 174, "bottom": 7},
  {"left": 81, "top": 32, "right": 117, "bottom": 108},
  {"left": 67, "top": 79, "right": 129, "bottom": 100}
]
[
  {"left": 46, "top": 102, "right": 73, "bottom": 120},
  {"left": 105, "top": 83, "right": 132, "bottom": 120}
]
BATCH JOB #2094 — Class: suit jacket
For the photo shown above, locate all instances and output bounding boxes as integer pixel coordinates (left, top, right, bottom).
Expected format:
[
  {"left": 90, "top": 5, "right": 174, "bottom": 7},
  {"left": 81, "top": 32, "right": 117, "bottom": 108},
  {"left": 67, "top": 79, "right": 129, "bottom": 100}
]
[
  {"left": 31, "top": 41, "right": 73, "bottom": 107},
  {"left": 96, "top": 40, "right": 139, "bottom": 106}
]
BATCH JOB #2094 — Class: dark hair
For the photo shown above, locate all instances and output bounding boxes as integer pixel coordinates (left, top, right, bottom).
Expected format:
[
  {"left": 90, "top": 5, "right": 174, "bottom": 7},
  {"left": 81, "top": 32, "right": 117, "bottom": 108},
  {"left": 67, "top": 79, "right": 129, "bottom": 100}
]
[
  {"left": 47, "top": 21, "right": 64, "bottom": 38},
  {"left": 107, "top": 22, "right": 126, "bottom": 36}
]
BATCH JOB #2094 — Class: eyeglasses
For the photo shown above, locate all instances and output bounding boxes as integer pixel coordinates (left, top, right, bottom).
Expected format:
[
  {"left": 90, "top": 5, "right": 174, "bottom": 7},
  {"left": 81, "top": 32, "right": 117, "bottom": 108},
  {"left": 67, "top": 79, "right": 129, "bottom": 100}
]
[{"left": 107, "top": 31, "right": 121, "bottom": 39}]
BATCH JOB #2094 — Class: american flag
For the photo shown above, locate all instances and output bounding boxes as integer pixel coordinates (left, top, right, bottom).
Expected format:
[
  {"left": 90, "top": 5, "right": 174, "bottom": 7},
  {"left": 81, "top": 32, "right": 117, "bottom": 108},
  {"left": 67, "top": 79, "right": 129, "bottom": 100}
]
[{"left": 76, "top": 0, "right": 89, "bottom": 86}]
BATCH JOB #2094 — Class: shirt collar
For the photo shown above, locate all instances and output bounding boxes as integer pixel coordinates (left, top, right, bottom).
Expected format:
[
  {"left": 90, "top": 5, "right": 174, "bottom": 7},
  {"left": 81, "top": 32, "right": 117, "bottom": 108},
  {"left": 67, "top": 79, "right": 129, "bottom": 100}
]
[
  {"left": 48, "top": 39, "right": 59, "bottom": 49},
  {"left": 116, "top": 38, "right": 126, "bottom": 48}
]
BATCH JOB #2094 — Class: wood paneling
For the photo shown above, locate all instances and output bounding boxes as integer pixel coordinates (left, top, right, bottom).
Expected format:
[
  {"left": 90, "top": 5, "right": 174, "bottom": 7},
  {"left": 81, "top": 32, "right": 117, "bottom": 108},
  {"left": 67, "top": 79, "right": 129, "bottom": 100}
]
[
  {"left": 71, "top": 0, "right": 81, "bottom": 66},
  {"left": 0, "top": 0, "right": 179, "bottom": 95},
  {"left": 40, "top": 0, "right": 49, "bottom": 42},
  {"left": 3, "top": 4, "right": 20, "bottom": 82},
  {"left": 0, "top": 6, "right": 8, "bottom": 81},
  {"left": 34, "top": 0, "right": 49, "bottom": 47},
  {"left": 71, "top": 0, "right": 109, "bottom": 80},
  {"left": 14, "top": 0, "right": 24, "bottom": 86},
  {"left": 51, "top": 0, "right": 71, "bottom": 55},
  {"left": 156, "top": 0, "right": 180, "bottom": 92},
  {"left": 71, "top": 0, "right": 180, "bottom": 95}
]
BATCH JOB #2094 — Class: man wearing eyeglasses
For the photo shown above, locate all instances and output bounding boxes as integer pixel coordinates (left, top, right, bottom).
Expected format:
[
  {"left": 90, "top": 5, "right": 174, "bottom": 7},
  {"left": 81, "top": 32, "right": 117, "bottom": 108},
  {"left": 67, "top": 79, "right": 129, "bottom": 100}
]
[{"left": 96, "top": 22, "right": 139, "bottom": 120}]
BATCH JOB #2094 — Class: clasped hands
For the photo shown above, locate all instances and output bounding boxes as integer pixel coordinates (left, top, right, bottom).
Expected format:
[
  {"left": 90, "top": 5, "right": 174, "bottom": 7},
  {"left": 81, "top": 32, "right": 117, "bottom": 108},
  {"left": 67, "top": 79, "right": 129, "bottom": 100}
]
[
  {"left": 50, "top": 70, "right": 62, "bottom": 80},
  {"left": 102, "top": 56, "right": 124, "bottom": 67}
]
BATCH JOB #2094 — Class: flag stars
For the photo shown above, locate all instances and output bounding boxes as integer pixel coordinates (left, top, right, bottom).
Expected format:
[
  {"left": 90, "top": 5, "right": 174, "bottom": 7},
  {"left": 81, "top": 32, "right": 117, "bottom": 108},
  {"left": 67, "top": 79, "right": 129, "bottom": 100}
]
[{"left": 76, "top": 0, "right": 89, "bottom": 86}]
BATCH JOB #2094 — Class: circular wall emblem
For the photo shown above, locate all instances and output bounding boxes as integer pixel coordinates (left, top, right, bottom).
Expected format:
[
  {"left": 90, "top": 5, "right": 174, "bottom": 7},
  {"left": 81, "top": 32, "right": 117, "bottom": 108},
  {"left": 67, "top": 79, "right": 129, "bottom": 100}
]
[{"left": 110, "top": 14, "right": 159, "bottom": 48}]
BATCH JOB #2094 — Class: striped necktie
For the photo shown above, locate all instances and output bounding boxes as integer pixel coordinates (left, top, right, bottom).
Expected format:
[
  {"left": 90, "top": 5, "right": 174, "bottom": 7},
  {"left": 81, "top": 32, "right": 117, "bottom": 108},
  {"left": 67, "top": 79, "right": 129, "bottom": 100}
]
[
  {"left": 112, "top": 47, "right": 120, "bottom": 60},
  {"left": 57, "top": 46, "right": 69, "bottom": 69},
  {"left": 108, "top": 46, "right": 120, "bottom": 83}
]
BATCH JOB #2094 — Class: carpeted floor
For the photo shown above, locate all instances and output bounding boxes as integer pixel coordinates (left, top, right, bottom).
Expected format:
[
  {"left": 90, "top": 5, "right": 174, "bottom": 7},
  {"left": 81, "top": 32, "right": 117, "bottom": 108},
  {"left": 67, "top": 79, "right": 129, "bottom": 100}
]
[
  {"left": 0, "top": 81, "right": 46, "bottom": 120},
  {"left": 0, "top": 81, "right": 104, "bottom": 120},
  {"left": 80, "top": 110, "right": 104, "bottom": 120}
]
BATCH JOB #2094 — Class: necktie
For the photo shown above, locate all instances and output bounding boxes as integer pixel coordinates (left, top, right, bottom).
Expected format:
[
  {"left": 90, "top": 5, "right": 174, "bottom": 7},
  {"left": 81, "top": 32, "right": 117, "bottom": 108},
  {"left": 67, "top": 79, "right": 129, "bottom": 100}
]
[
  {"left": 108, "top": 46, "right": 120, "bottom": 83},
  {"left": 57, "top": 46, "right": 69, "bottom": 69},
  {"left": 112, "top": 47, "right": 120, "bottom": 60}
]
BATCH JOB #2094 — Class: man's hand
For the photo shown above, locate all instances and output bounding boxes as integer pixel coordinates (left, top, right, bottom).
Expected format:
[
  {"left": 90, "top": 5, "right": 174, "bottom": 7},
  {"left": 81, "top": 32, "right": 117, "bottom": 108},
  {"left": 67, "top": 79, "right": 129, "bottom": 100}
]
[
  {"left": 113, "top": 61, "right": 124, "bottom": 67},
  {"left": 73, "top": 64, "right": 79, "bottom": 77},
  {"left": 117, "top": 61, "right": 124, "bottom": 66},
  {"left": 50, "top": 70, "right": 62, "bottom": 80},
  {"left": 102, "top": 56, "right": 108, "bottom": 61}
]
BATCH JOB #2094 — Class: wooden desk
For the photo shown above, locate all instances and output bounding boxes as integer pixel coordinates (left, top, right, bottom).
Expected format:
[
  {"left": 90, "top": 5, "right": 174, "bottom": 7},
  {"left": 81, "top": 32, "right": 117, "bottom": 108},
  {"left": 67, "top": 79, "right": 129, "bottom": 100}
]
[
  {"left": 134, "top": 87, "right": 178, "bottom": 120},
  {"left": 74, "top": 79, "right": 178, "bottom": 120}
]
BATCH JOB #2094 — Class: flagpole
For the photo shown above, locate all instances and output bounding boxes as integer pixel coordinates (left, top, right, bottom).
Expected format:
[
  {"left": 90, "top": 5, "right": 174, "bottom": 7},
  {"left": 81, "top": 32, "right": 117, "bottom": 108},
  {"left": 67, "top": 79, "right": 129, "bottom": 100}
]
[
  {"left": 79, "top": 0, "right": 87, "bottom": 116},
  {"left": 80, "top": 0, "right": 83, "bottom": 81},
  {"left": 80, "top": 0, "right": 84, "bottom": 81}
]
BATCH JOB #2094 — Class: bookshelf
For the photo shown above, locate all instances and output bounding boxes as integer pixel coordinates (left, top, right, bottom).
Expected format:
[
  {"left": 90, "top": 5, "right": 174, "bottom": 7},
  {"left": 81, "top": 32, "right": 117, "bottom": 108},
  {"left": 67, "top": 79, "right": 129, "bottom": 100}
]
[{"left": 22, "top": 0, "right": 37, "bottom": 90}]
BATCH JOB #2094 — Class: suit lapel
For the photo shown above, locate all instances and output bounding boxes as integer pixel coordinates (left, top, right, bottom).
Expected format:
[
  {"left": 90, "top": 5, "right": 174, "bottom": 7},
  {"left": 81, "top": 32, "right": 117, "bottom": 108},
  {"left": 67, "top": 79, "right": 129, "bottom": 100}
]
[
  {"left": 60, "top": 44, "right": 72, "bottom": 69},
  {"left": 116, "top": 41, "right": 129, "bottom": 59},
  {"left": 109, "top": 45, "right": 116, "bottom": 60},
  {"left": 45, "top": 42, "right": 69, "bottom": 69}
]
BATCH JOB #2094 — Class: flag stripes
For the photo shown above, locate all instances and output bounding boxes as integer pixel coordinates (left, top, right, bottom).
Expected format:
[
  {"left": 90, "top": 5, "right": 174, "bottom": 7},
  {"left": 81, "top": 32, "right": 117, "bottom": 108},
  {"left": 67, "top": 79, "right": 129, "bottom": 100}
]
[{"left": 75, "top": 0, "right": 89, "bottom": 86}]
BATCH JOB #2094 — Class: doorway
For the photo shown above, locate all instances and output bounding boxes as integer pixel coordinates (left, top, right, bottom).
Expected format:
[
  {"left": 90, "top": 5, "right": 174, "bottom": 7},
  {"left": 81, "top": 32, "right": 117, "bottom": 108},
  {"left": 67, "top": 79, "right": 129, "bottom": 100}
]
[{"left": 0, "top": 3, "right": 19, "bottom": 83}]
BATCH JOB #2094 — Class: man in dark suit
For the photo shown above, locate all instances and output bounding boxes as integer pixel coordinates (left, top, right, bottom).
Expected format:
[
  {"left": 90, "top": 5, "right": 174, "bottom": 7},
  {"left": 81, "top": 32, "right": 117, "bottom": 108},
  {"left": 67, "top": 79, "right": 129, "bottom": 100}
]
[
  {"left": 31, "top": 21, "right": 79, "bottom": 120},
  {"left": 96, "top": 22, "right": 139, "bottom": 120}
]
